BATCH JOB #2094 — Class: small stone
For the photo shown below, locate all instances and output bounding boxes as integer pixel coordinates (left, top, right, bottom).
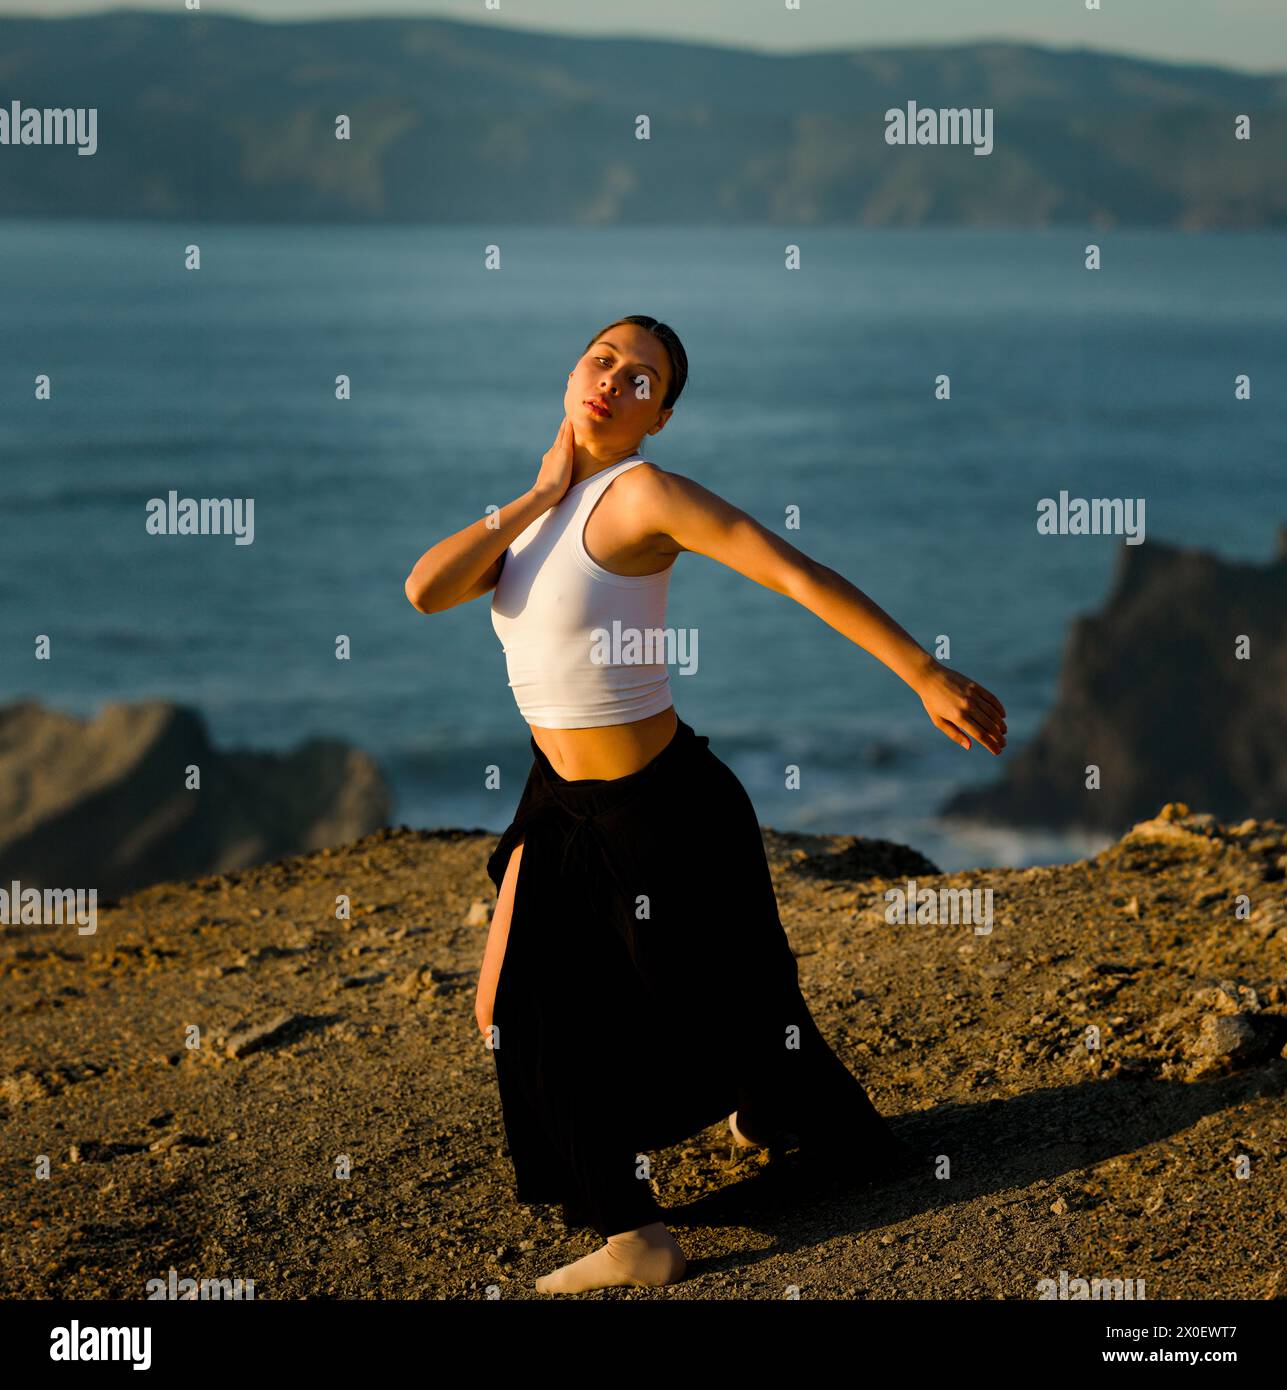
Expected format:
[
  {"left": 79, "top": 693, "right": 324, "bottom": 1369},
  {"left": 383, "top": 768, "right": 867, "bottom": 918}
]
[
  {"left": 1189, "top": 1011, "right": 1283, "bottom": 1064},
  {"left": 149, "top": 1131, "right": 209, "bottom": 1153},
  {"left": 396, "top": 968, "right": 422, "bottom": 995},
  {"left": 1191, "top": 983, "right": 1247, "bottom": 1014},
  {"left": 224, "top": 1011, "right": 301, "bottom": 1059},
  {"left": 1, "top": 1070, "right": 59, "bottom": 1104},
  {"left": 67, "top": 1139, "right": 116, "bottom": 1163},
  {"left": 1050, "top": 1197, "right": 1069, "bottom": 1216}
]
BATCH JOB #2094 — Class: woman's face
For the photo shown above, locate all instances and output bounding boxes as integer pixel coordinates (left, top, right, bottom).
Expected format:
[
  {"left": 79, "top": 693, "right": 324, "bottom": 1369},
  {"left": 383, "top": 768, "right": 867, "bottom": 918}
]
[{"left": 565, "top": 324, "right": 673, "bottom": 448}]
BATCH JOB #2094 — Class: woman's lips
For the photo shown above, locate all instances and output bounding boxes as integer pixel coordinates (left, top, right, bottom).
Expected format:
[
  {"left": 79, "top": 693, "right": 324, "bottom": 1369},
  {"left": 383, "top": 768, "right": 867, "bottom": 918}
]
[{"left": 585, "top": 399, "right": 611, "bottom": 418}]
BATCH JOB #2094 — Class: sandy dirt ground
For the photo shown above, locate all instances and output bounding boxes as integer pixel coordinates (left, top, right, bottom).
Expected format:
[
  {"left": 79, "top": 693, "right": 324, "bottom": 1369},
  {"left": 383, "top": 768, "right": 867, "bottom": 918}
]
[{"left": 2, "top": 803, "right": 1284, "bottom": 1300}]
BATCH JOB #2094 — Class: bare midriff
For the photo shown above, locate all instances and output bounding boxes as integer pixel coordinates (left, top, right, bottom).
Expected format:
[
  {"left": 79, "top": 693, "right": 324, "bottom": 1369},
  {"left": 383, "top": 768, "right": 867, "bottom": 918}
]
[{"left": 530, "top": 704, "right": 679, "bottom": 782}]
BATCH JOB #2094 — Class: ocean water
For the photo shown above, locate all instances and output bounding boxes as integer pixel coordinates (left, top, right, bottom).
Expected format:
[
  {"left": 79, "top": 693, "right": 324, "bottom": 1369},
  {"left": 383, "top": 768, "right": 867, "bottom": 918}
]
[{"left": 0, "top": 220, "right": 1282, "bottom": 871}]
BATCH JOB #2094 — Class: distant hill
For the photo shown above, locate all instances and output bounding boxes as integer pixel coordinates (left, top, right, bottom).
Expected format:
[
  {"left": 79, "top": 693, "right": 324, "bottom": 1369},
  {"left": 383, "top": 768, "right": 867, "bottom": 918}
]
[{"left": 0, "top": 9, "right": 1284, "bottom": 226}]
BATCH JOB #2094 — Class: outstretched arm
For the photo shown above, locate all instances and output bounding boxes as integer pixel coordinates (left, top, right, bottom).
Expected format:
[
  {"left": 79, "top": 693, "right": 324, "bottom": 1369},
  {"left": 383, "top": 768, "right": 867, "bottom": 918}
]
[{"left": 641, "top": 470, "right": 1008, "bottom": 754}]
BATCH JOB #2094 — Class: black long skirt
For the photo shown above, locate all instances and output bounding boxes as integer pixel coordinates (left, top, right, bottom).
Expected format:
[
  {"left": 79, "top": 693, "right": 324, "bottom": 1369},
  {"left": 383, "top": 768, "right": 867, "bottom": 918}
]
[{"left": 485, "top": 714, "right": 906, "bottom": 1239}]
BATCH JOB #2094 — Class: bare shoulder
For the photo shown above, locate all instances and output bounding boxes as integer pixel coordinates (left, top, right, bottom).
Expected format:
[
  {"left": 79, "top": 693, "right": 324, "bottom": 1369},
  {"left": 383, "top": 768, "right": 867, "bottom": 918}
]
[
  {"left": 616, "top": 461, "right": 717, "bottom": 509},
  {"left": 617, "top": 459, "right": 673, "bottom": 490},
  {"left": 609, "top": 461, "right": 742, "bottom": 557}
]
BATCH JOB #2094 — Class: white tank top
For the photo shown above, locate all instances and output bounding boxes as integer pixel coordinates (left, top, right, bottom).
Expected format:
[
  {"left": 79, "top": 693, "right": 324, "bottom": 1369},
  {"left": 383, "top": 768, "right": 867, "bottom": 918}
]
[{"left": 490, "top": 455, "right": 675, "bottom": 728}]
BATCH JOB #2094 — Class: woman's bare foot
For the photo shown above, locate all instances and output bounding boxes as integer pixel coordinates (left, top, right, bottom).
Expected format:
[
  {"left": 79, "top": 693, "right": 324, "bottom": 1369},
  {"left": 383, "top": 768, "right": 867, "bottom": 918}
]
[
  {"left": 534, "top": 1221, "right": 686, "bottom": 1294},
  {"left": 728, "top": 1110, "right": 767, "bottom": 1148}
]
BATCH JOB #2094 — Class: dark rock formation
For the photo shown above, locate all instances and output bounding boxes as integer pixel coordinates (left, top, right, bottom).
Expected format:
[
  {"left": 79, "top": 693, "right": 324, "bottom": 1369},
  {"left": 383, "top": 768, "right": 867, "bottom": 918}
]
[
  {"left": 0, "top": 699, "right": 391, "bottom": 897},
  {"left": 768, "top": 829, "right": 941, "bottom": 881},
  {"left": 942, "top": 527, "right": 1287, "bottom": 833}
]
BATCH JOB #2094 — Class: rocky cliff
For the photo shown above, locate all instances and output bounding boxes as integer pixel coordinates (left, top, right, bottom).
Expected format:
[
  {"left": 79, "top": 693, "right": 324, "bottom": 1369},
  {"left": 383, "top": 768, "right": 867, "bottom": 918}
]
[
  {"left": 943, "top": 528, "right": 1287, "bottom": 833},
  {"left": 0, "top": 699, "right": 391, "bottom": 898}
]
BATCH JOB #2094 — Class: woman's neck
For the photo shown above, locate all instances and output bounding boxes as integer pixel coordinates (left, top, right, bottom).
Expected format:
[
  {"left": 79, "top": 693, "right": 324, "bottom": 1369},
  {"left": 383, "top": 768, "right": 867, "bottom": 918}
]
[{"left": 568, "top": 442, "right": 642, "bottom": 488}]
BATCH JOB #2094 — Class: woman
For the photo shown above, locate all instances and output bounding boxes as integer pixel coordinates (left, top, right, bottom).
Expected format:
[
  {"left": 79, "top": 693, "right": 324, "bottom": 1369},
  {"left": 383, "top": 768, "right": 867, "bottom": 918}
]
[{"left": 404, "top": 315, "right": 1007, "bottom": 1295}]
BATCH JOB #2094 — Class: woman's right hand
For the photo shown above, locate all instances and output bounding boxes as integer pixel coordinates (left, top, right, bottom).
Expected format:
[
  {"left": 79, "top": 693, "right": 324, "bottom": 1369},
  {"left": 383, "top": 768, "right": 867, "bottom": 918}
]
[
  {"left": 915, "top": 659, "right": 1007, "bottom": 754},
  {"left": 533, "top": 416, "right": 576, "bottom": 505}
]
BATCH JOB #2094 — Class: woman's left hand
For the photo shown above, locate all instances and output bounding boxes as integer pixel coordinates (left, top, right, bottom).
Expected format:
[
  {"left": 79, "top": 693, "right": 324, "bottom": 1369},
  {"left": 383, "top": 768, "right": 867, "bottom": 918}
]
[{"left": 915, "top": 660, "right": 1007, "bottom": 754}]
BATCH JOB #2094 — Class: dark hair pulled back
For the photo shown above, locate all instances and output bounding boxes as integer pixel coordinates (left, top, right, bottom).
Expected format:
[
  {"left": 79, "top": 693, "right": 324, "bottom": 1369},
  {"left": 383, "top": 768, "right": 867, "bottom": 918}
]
[{"left": 582, "top": 315, "right": 688, "bottom": 412}]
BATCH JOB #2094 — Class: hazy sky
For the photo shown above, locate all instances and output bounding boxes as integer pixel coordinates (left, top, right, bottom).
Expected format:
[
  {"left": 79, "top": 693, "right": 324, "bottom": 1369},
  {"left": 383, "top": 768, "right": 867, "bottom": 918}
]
[{"left": 2, "top": 0, "right": 1284, "bottom": 73}]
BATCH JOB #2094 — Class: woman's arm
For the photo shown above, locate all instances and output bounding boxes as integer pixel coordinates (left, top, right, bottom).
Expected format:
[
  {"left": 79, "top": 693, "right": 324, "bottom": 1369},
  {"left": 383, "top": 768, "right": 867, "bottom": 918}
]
[
  {"left": 405, "top": 418, "right": 578, "bottom": 614},
  {"left": 404, "top": 485, "right": 555, "bottom": 614},
  {"left": 635, "top": 469, "right": 1007, "bottom": 754}
]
